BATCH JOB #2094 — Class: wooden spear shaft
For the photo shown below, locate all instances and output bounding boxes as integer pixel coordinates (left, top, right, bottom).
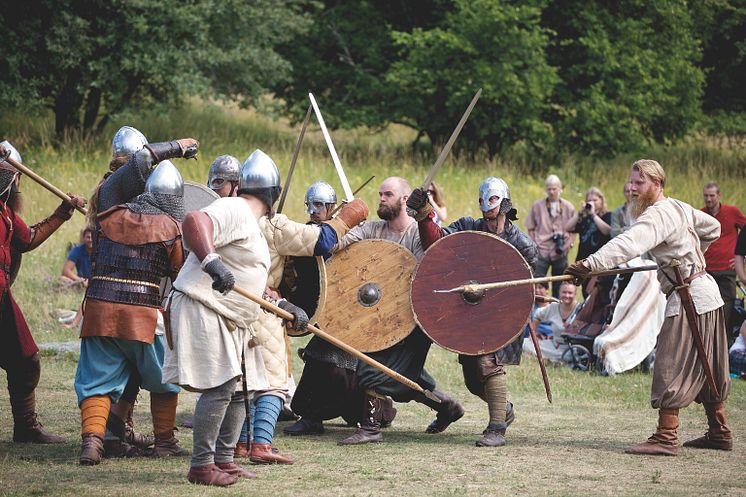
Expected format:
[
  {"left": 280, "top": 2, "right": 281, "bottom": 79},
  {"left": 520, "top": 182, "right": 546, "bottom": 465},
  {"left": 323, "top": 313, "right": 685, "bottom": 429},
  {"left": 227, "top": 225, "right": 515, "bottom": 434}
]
[
  {"left": 433, "top": 265, "right": 658, "bottom": 294},
  {"left": 231, "top": 285, "right": 440, "bottom": 402},
  {"left": 4, "top": 156, "right": 87, "bottom": 215}
]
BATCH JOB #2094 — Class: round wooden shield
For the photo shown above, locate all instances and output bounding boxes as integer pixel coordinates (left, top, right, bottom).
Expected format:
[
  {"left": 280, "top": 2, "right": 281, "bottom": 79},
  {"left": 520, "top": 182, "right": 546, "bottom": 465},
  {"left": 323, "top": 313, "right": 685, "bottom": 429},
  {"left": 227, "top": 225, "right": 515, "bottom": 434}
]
[
  {"left": 316, "top": 239, "right": 417, "bottom": 352},
  {"left": 184, "top": 181, "right": 219, "bottom": 213},
  {"left": 280, "top": 255, "right": 327, "bottom": 337},
  {"left": 411, "top": 231, "right": 534, "bottom": 356}
]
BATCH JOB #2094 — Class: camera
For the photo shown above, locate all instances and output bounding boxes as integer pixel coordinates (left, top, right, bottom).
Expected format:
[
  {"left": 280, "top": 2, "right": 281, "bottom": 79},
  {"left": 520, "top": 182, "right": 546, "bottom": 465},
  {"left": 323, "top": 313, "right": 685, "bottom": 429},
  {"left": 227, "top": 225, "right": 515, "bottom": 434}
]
[
  {"left": 552, "top": 233, "right": 565, "bottom": 255},
  {"left": 584, "top": 202, "right": 592, "bottom": 211}
]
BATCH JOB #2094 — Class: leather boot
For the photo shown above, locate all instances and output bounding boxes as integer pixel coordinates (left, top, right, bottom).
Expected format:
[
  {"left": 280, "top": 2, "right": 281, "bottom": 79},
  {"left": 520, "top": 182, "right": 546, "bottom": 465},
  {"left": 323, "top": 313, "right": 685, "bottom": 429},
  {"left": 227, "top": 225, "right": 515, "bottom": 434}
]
[
  {"left": 338, "top": 393, "right": 383, "bottom": 445},
  {"left": 234, "top": 441, "right": 250, "bottom": 458},
  {"left": 80, "top": 433, "right": 105, "bottom": 466},
  {"left": 187, "top": 464, "right": 238, "bottom": 486},
  {"left": 149, "top": 429, "right": 189, "bottom": 457},
  {"left": 421, "top": 389, "right": 465, "bottom": 434},
  {"left": 249, "top": 443, "right": 294, "bottom": 464},
  {"left": 11, "top": 392, "right": 65, "bottom": 444},
  {"left": 216, "top": 462, "right": 258, "bottom": 479},
  {"left": 125, "top": 414, "right": 155, "bottom": 448},
  {"left": 683, "top": 402, "right": 733, "bottom": 451},
  {"left": 380, "top": 397, "right": 397, "bottom": 428},
  {"left": 625, "top": 408, "right": 679, "bottom": 456},
  {"left": 103, "top": 438, "right": 142, "bottom": 458},
  {"left": 476, "top": 422, "right": 507, "bottom": 447},
  {"left": 283, "top": 418, "right": 324, "bottom": 436}
]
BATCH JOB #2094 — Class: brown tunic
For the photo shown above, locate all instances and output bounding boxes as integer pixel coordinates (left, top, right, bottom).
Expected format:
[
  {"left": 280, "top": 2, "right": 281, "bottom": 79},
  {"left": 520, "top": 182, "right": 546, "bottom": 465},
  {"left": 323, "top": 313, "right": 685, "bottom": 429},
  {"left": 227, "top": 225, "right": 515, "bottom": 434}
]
[{"left": 80, "top": 207, "right": 183, "bottom": 344}]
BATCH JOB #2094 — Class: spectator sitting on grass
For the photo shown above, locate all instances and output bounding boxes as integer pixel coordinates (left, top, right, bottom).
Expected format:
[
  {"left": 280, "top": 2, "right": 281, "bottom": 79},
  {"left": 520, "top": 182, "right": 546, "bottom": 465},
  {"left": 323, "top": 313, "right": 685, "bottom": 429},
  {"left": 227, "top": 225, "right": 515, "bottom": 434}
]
[{"left": 60, "top": 227, "right": 92, "bottom": 288}]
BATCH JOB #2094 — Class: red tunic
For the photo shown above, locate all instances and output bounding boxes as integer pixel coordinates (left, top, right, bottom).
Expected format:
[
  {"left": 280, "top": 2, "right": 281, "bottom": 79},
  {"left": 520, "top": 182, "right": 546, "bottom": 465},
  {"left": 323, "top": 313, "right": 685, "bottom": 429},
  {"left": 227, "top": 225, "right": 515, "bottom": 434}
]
[
  {"left": 0, "top": 203, "right": 38, "bottom": 358},
  {"left": 701, "top": 204, "right": 746, "bottom": 272}
]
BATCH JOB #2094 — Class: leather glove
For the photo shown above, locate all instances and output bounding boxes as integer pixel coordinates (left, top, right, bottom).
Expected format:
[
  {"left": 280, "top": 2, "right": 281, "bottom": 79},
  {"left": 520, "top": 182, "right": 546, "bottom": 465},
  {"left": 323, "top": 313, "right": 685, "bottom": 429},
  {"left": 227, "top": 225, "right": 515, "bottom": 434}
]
[
  {"left": 144, "top": 138, "right": 200, "bottom": 162},
  {"left": 406, "top": 187, "right": 433, "bottom": 221},
  {"left": 55, "top": 193, "right": 88, "bottom": 220},
  {"left": 336, "top": 198, "right": 369, "bottom": 228},
  {"left": 564, "top": 260, "right": 592, "bottom": 285},
  {"left": 278, "top": 299, "right": 309, "bottom": 332},
  {"left": 176, "top": 138, "right": 200, "bottom": 159},
  {"left": 203, "top": 256, "right": 235, "bottom": 294}
]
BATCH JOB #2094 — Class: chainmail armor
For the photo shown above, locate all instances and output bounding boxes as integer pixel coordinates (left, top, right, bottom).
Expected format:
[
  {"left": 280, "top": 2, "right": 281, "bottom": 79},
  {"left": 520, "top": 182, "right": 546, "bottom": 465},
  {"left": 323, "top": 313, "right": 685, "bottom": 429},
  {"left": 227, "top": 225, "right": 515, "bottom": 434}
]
[
  {"left": 303, "top": 335, "right": 358, "bottom": 371},
  {"left": 126, "top": 192, "right": 185, "bottom": 222},
  {"left": 98, "top": 148, "right": 152, "bottom": 213}
]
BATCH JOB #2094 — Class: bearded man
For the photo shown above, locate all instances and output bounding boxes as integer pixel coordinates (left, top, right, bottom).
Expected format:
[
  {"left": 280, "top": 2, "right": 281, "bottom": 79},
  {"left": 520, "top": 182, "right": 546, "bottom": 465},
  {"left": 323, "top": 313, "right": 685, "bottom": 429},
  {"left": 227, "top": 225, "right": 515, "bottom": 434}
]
[
  {"left": 335, "top": 177, "right": 464, "bottom": 446},
  {"left": 284, "top": 182, "right": 395, "bottom": 436},
  {"left": 408, "top": 177, "right": 536, "bottom": 447},
  {"left": 0, "top": 141, "right": 86, "bottom": 444},
  {"left": 566, "top": 159, "right": 732, "bottom": 456},
  {"left": 75, "top": 137, "right": 199, "bottom": 466}
]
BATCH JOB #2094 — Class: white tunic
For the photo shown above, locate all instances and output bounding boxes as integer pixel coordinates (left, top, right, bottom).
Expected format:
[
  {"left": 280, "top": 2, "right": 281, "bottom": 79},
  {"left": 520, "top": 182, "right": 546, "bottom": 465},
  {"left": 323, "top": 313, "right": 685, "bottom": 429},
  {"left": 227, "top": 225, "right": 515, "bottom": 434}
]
[
  {"left": 584, "top": 198, "right": 723, "bottom": 317},
  {"left": 163, "top": 197, "right": 270, "bottom": 391}
]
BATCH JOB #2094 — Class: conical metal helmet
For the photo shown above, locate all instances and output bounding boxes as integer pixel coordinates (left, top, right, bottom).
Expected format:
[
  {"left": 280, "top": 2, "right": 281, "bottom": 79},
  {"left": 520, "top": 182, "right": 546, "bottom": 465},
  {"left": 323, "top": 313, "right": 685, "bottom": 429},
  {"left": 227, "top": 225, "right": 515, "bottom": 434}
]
[
  {"left": 305, "top": 181, "right": 337, "bottom": 214},
  {"left": 239, "top": 149, "right": 281, "bottom": 191},
  {"left": 146, "top": 160, "right": 184, "bottom": 196},
  {"left": 111, "top": 126, "right": 148, "bottom": 160},
  {"left": 479, "top": 176, "right": 510, "bottom": 212},
  {"left": 0, "top": 140, "right": 22, "bottom": 165},
  {"left": 208, "top": 155, "right": 241, "bottom": 190}
]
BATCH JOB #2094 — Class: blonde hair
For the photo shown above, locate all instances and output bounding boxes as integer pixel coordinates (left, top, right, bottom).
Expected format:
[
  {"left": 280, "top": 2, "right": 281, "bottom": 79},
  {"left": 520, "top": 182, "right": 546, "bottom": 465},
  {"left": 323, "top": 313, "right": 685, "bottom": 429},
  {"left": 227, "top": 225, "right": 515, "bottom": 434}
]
[
  {"left": 585, "top": 186, "right": 608, "bottom": 216},
  {"left": 632, "top": 159, "right": 666, "bottom": 188},
  {"left": 428, "top": 181, "right": 446, "bottom": 208},
  {"left": 545, "top": 174, "right": 562, "bottom": 188}
]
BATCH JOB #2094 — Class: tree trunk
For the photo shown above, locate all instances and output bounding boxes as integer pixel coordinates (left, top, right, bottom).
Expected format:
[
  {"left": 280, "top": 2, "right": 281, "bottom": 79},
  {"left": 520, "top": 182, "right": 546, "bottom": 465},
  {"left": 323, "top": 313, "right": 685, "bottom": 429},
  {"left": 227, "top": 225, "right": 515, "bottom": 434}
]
[
  {"left": 83, "top": 87, "right": 102, "bottom": 136},
  {"left": 53, "top": 77, "right": 84, "bottom": 139}
]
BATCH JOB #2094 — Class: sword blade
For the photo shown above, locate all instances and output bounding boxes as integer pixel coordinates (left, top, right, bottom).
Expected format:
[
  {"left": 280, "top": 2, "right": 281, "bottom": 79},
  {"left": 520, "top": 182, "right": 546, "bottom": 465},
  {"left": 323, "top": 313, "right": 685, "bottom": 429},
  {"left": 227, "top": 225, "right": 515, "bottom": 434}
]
[
  {"left": 329, "top": 175, "right": 375, "bottom": 217},
  {"left": 277, "top": 104, "right": 313, "bottom": 214},
  {"left": 308, "top": 92, "right": 354, "bottom": 201},
  {"left": 422, "top": 88, "right": 482, "bottom": 190}
]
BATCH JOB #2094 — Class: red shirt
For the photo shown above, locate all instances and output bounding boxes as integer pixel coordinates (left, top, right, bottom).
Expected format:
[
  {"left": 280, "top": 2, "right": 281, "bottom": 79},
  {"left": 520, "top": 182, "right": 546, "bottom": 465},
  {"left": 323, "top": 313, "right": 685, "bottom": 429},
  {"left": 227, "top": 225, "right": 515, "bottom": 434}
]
[{"left": 701, "top": 203, "right": 746, "bottom": 271}]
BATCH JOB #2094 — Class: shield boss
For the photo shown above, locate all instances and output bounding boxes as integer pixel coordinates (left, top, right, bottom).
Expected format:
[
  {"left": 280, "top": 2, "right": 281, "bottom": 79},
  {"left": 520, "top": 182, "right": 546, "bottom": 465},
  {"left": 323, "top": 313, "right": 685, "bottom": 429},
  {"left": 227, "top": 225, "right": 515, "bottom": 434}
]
[
  {"left": 317, "top": 239, "right": 417, "bottom": 353},
  {"left": 411, "top": 231, "right": 534, "bottom": 355}
]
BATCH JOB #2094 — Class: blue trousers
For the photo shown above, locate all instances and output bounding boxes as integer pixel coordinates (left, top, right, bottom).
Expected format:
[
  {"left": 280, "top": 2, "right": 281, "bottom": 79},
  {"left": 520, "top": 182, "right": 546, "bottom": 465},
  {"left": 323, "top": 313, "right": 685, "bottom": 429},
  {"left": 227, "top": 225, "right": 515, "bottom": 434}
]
[{"left": 74, "top": 335, "right": 179, "bottom": 406}]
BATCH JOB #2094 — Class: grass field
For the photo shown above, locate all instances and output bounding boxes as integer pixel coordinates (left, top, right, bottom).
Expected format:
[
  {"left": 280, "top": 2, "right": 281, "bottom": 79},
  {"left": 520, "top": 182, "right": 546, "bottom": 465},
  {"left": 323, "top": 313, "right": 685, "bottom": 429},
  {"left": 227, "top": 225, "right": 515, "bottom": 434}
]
[{"left": 0, "top": 102, "right": 745, "bottom": 496}]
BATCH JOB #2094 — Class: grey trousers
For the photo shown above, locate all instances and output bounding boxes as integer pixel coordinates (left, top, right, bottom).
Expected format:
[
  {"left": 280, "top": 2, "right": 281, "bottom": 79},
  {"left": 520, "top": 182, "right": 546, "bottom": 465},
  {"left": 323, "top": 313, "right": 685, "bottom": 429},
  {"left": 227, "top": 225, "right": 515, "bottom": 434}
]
[{"left": 191, "top": 378, "right": 246, "bottom": 467}]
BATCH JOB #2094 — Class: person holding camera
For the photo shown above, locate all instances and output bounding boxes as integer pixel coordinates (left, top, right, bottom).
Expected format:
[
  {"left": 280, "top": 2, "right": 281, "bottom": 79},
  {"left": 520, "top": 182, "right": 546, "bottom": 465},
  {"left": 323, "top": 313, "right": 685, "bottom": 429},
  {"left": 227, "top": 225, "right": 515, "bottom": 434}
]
[
  {"left": 525, "top": 174, "right": 576, "bottom": 297},
  {"left": 565, "top": 187, "right": 612, "bottom": 296}
]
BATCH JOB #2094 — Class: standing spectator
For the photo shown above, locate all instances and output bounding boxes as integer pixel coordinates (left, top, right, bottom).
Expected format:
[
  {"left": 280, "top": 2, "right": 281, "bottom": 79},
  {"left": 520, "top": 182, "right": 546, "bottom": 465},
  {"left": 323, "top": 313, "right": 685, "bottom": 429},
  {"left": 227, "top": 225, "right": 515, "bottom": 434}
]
[
  {"left": 610, "top": 182, "right": 633, "bottom": 238},
  {"left": 427, "top": 181, "right": 448, "bottom": 225},
  {"left": 525, "top": 174, "right": 576, "bottom": 297},
  {"left": 565, "top": 187, "right": 612, "bottom": 297},
  {"left": 701, "top": 182, "right": 746, "bottom": 335},
  {"left": 736, "top": 226, "right": 746, "bottom": 287},
  {"left": 60, "top": 228, "right": 93, "bottom": 287}
]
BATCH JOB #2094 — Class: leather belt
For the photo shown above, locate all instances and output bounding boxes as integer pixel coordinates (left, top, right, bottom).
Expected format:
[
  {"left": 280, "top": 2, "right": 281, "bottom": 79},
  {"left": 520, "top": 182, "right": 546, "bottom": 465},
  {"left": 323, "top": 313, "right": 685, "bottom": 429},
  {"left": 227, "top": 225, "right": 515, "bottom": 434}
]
[{"left": 666, "top": 270, "right": 706, "bottom": 298}]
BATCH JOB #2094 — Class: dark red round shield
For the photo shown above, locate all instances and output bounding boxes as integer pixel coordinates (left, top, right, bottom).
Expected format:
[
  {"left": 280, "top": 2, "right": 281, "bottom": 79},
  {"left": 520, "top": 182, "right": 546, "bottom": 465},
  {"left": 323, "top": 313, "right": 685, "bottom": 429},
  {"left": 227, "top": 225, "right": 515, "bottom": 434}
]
[{"left": 411, "top": 231, "right": 534, "bottom": 355}]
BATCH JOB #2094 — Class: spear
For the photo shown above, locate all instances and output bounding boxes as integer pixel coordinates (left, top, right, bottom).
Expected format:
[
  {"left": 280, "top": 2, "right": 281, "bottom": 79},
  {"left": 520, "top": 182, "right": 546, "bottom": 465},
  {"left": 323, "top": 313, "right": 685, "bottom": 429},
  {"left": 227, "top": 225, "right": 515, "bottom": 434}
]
[
  {"left": 232, "top": 284, "right": 440, "bottom": 403},
  {"left": 277, "top": 104, "right": 313, "bottom": 214},
  {"left": 3, "top": 155, "right": 87, "bottom": 215},
  {"left": 433, "top": 265, "right": 658, "bottom": 295}
]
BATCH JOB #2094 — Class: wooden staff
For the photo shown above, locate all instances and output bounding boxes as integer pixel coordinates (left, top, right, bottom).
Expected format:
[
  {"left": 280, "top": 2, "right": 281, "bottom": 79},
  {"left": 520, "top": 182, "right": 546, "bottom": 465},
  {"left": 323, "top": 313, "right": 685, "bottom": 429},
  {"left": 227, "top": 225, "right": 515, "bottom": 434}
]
[
  {"left": 4, "top": 156, "right": 87, "bottom": 215},
  {"left": 434, "top": 265, "right": 658, "bottom": 295},
  {"left": 232, "top": 284, "right": 440, "bottom": 403}
]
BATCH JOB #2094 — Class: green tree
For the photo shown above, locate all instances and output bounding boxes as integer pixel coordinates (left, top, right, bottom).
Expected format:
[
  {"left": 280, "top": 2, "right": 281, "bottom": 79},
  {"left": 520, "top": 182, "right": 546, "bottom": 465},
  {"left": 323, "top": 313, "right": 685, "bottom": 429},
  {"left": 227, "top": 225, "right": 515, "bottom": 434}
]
[
  {"left": 272, "top": 0, "right": 449, "bottom": 130},
  {"left": 543, "top": 0, "right": 705, "bottom": 155},
  {"left": 387, "top": 0, "right": 557, "bottom": 156},
  {"left": 0, "top": 0, "right": 310, "bottom": 138}
]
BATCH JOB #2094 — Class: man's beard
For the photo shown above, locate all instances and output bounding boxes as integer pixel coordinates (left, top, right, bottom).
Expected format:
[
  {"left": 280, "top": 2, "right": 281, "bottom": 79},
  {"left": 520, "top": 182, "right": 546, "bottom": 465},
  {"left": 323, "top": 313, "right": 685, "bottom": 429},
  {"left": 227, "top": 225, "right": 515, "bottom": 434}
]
[
  {"left": 377, "top": 202, "right": 401, "bottom": 221},
  {"left": 630, "top": 188, "right": 657, "bottom": 219}
]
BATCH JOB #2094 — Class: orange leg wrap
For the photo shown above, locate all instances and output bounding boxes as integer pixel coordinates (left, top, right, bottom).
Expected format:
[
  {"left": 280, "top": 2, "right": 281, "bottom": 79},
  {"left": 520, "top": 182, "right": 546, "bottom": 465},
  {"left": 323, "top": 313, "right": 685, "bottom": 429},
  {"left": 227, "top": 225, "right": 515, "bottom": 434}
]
[
  {"left": 81, "top": 395, "right": 111, "bottom": 437},
  {"left": 150, "top": 392, "right": 178, "bottom": 435}
]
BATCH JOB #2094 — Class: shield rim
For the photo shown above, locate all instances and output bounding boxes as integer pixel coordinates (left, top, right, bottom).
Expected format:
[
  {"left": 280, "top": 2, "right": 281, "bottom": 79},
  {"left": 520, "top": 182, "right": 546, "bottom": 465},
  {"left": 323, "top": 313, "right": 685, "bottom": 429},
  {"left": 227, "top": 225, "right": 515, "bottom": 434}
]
[
  {"left": 316, "top": 239, "right": 417, "bottom": 353},
  {"left": 410, "top": 230, "right": 534, "bottom": 356}
]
